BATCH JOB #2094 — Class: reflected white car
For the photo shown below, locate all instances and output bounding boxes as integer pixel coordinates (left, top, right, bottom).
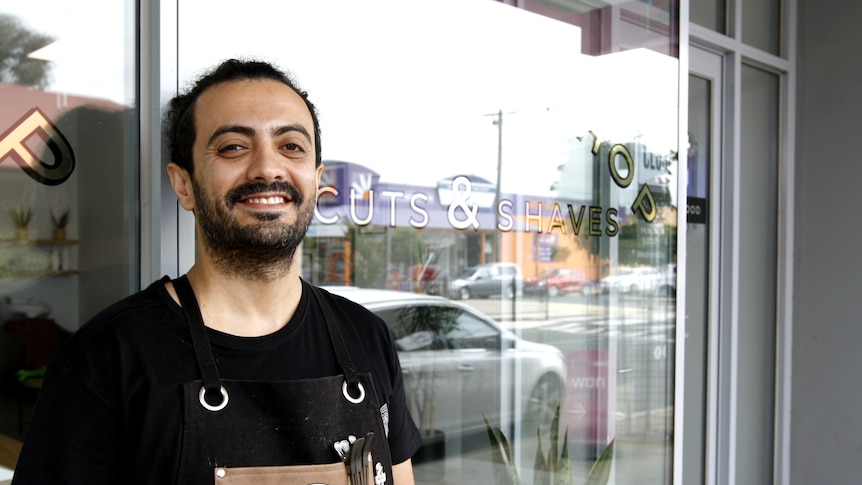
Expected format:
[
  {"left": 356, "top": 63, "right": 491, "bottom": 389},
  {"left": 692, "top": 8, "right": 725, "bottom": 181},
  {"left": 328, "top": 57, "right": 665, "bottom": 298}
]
[
  {"left": 599, "top": 266, "right": 663, "bottom": 294},
  {"left": 325, "top": 286, "right": 566, "bottom": 444}
]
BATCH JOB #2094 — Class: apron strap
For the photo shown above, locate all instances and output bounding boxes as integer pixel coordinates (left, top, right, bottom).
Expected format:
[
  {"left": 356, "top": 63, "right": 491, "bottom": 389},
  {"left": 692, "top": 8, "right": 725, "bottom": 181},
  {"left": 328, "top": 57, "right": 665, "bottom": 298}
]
[
  {"left": 173, "top": 275, "right": 225, "bottom": 408},
  {"left": 309, "top": 285, "right": 362, "bottom": 396},
  {"left": 173, "top": 275, "right": 362, "bottom": 407}
]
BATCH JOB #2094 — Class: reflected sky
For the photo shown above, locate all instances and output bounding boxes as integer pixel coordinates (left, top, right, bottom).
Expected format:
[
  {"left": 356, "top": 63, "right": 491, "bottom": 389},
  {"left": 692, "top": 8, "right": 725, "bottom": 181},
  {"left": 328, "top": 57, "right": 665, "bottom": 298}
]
[
  {"left": 0, "top": 0, "right": 130, "bottom": 104},
  {"left": 1, "top": 0, "right": 678, "bottom": 198}
]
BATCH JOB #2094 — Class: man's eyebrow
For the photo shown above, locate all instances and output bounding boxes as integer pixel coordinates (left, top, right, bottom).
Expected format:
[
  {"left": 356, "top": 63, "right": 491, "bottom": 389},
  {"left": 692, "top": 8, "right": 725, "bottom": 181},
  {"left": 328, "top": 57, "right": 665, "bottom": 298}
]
[
  {"left": 207, "top": 125, "right": 255, "bottom": 146},
  {"left": 274, "top": 124, "right": 312, "bottom": 143},
  {"left": 206, "top": 124, "right": 312, "bottom": 146}
]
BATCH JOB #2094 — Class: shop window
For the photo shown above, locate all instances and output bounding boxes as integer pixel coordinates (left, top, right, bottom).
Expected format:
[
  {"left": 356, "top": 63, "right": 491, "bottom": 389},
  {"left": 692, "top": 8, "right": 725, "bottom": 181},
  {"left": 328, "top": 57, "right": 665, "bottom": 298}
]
[
  {"left": 0, "top": 1, "right": 137, "bottom": 457},
  {"left": 175, "top": 0, "right": 679, "bottom": 483}
]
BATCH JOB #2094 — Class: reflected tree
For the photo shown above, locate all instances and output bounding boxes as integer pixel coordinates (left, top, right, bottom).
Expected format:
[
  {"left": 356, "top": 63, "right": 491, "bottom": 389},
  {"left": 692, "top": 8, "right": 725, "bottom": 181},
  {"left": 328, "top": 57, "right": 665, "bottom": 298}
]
[
  {"left": 390, "top": 228, "right": 426, "bottom": 269},
  {"left": 0, "top": 14, "right": 54, "bottom": 88},
  {"left": 347, "top": 224, "right": 386, "bottom": 288},
  {"left": 390, "top": 228, "right": 431, "bottom": 292},
  {"left": 395, "top": 304, "right": 460, "bottom": 438}
]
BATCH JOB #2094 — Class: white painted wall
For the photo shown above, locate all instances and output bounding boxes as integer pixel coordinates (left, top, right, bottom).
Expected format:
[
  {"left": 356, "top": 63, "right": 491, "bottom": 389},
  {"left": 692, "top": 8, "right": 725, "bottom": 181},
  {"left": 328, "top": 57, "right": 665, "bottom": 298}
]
[{"left": 792, "top": 0, "right": 862, "bottom": 482}]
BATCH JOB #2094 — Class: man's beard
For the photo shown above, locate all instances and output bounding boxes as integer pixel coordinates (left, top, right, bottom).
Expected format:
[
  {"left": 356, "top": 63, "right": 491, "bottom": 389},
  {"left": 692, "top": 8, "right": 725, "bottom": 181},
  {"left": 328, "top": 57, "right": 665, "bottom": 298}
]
[{"left": 192, "top": 178, "right": 316, "bottom": 281}]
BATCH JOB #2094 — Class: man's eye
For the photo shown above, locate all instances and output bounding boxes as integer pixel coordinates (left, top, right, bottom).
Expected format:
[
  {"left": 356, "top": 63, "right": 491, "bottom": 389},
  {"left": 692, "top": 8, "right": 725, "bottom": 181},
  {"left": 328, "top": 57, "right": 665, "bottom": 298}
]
[
  {"left": 219, "top": 144, "right": 245, "bottom": 153},
  {"left": 282, "top": 143, "right": 307, "bottom": 154}
]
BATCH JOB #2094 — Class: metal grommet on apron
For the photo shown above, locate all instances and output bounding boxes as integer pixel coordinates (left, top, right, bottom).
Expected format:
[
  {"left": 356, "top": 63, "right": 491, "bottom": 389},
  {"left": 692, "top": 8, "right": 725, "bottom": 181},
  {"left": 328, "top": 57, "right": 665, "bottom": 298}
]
[{"left": 172, "top": 275, "right": 393, "bottom": 484}]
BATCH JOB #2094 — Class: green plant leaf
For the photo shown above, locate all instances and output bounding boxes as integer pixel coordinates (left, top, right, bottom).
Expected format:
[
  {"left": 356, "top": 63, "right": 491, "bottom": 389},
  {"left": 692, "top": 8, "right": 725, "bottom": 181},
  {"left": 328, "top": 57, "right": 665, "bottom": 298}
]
[
  {"left": 51, "top": 209, "right": 69, "bottom": 229},
  {"left": 548, "top": 401, "right": 561, "bottom": 477},
  {"left": 497, "top": 425, "right": 521, "bottom": 485},
  {"left": 556, "top": 428, "right": 572, "bottom": 485},
  {"left": 484, "top": 415, "right": 521, "bottom": 485},
  {"left": 583, "top": 439, "right": 615, "bottom": 485},
  {"left": 485, "top": 403, "right": 614, "bottom": 485},
  {"left": 534, "top": 428, "right": 548, "bottom": 485},
  {"left": 9, "top": 206, "right": 31, "bottom": 228},
  {"left": 484, "top": 415, "right": 507, "bottom": 465},
  {"left": 551, "top": 401, "right": 562, "bottom": 466}
]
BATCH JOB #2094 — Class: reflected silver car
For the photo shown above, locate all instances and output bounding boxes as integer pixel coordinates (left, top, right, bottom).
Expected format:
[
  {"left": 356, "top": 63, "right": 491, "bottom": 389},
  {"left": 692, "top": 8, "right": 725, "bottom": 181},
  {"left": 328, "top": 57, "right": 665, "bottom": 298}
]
[
  {"left": 448, "top": 262, "right": 523, "bottom": 300},
  {"left": 324, "top": 286, "right": 566, "bottom": 444}
]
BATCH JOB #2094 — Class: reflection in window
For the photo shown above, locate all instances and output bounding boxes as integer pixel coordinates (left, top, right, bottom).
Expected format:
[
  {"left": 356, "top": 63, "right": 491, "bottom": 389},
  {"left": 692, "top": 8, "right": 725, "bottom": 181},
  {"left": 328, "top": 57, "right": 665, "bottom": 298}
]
[
  {"left": 382, "top": 305, "right": 462, "bottom": 351},
  {"left": 177, "top": 0, "right": 679, "bottom": 482},
  {"left": 0, "top": 2, "right": 137, "bottom": 448},
  {"left": 690, "top": 0, "right": 727, "bottom": 34},
  {"left": 743, "top": 0, "right": 782, "bottom": 56},
  {"left": 446, "top": 312, "right": 499, "bottom": 350}
]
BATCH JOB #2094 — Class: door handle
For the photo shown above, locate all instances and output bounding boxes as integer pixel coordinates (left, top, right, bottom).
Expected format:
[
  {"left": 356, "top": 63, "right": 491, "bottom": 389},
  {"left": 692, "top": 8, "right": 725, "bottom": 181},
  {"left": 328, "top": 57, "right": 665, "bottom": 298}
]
[{"left": 458, "top": 365, "right": 475, "bottom": 373}]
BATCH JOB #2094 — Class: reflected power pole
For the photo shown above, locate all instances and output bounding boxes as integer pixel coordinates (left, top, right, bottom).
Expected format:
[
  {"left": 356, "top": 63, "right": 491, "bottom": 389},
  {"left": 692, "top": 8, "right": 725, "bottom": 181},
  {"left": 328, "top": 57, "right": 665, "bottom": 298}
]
[{"left": 487, "top": 109, "right": 510, "bottom": 262}]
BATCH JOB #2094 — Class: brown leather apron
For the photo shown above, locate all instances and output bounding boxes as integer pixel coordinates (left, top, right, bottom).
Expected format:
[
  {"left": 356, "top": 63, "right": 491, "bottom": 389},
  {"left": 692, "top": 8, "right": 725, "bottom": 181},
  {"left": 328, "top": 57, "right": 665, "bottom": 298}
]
[{"left": 172, "top": 276, "right": 393, "bottom": 484}]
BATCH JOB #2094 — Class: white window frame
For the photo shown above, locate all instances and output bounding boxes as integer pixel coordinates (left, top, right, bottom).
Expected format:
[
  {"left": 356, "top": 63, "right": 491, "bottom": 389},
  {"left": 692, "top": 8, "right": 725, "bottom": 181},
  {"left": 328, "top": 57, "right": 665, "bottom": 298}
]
[{"left": 687, "top": 0, "right": 796, "bottom": 484}]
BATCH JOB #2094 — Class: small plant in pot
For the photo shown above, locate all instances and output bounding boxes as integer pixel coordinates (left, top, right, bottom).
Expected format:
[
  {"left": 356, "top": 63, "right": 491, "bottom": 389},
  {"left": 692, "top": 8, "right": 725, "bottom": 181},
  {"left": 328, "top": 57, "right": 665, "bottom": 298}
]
[
  {"left": 50, "top": 208, "right": 70, "bottom": 241},
  {"left": 485, "top": 402, "right": 614, "bottom": 485},
  {"left": 9, "top": 204, "right": 32, "bottom": 242}
]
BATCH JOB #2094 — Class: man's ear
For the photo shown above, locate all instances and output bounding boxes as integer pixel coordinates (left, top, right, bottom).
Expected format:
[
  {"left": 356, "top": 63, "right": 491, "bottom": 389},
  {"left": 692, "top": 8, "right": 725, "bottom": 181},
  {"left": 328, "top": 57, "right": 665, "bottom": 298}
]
[{"left": 167, "top": 163, "right": 195, "bottom": 211}]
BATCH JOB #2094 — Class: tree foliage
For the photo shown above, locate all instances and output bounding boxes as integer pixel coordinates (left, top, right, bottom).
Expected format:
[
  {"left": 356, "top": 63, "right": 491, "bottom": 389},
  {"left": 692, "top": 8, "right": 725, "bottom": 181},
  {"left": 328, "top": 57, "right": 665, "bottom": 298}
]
[
  {"left": 0, "top": 14, "right": 54, "bottom": 88},
  {"left": 347, "top": 225, "right": 387, "bottom": 288},
  {"left": 389, "top": 228, "right": 427, "bottom": 267}
]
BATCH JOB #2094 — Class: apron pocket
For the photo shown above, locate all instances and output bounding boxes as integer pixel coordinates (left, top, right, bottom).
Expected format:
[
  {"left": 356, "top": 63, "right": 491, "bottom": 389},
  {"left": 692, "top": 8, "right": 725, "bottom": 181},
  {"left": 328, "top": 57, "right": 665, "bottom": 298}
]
[{"left": 214, "top": 461, "right": 350, "bottom": 485}]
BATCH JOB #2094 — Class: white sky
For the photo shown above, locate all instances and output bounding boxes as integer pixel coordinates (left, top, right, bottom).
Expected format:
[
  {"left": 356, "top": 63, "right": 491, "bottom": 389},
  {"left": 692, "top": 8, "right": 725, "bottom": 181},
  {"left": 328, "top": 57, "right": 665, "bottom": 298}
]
[
  {"left": 0, "top": 0, "right": 132, "bottom": 105},
  {"left": 1, "top": 0, "right": 679, "bottom": 196}
]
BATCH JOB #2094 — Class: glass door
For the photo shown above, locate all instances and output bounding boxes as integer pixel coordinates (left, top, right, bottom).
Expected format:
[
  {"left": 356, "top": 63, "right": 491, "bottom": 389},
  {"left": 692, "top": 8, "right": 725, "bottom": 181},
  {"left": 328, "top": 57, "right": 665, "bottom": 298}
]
[
  {"left": 684, "top": 46, "right": 723, "bottom": 485},
  {"left": 686, "top": 41, "right": 783, "bottom": 485}
]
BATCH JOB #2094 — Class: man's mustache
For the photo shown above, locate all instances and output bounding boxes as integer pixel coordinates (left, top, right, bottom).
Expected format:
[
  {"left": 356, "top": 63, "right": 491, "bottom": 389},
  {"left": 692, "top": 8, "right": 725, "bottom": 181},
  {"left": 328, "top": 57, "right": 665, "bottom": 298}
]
[{"left": 225, "top": 181, "right": 304, "bottom": 207}]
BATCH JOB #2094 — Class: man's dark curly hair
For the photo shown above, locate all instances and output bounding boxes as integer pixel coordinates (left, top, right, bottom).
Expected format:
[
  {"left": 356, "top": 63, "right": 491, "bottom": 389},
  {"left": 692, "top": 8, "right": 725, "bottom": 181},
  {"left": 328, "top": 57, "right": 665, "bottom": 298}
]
[{"left": 164, "top": 58, "right": 322, "bottom": 175}]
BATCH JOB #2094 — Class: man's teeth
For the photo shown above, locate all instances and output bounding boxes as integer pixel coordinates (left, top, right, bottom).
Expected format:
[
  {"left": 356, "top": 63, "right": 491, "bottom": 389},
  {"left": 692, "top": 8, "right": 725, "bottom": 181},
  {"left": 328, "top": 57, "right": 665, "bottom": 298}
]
[{"left": 246, "top": 196, "right": 286, "bottom": 205}]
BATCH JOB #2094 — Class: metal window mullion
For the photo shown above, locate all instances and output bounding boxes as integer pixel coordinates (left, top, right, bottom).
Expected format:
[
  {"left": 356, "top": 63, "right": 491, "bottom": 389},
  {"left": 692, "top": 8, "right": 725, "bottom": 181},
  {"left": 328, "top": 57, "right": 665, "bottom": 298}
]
[
  {"left": 704, "top": 59, "right": 722, "bottom": 485},
  {"left": 715, "top": 49, "right": 742, "bottom": 485},
  {"left": 773, "top": 0, "right": 797, "bottom": 483},
  {"left": 157, "top": 0, "right": 195, "bottom": 279},
  {"left": 138, "top": 0, "right": 162, "bottom": 287},
  {"left": 672, "top": 2, "right": 691, "bottom": 484}
]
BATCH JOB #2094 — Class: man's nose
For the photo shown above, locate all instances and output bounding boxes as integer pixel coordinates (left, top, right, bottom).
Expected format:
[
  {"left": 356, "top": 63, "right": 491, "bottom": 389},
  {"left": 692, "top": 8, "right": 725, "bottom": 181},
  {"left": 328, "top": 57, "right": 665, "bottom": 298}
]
[{"left": 247, "top": 145, "right": 287, "bottom": 181}]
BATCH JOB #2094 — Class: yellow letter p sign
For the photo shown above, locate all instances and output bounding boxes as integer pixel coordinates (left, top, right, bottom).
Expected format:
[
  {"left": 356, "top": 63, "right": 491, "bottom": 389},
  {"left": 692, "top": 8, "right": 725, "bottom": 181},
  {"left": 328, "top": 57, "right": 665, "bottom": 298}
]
[{"left": 0, "top": 108, "right": 75, "bottom": 185}]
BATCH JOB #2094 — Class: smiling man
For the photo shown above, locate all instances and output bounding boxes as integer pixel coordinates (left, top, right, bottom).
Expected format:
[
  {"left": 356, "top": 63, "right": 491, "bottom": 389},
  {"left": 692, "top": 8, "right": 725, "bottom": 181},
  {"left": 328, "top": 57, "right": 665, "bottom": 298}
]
[
  {"left": 172, "top": 76, "right": 321, "bottom": 287},
  {"left": 13, "top": 59, "right": 421, "bottom": 484}
]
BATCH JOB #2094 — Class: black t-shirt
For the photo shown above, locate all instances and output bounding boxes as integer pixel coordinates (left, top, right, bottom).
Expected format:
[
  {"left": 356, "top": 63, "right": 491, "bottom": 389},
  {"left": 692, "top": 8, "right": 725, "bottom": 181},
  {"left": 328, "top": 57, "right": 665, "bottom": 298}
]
[{"left": 13, "top": 277, "right": 422, "bottom": 484}]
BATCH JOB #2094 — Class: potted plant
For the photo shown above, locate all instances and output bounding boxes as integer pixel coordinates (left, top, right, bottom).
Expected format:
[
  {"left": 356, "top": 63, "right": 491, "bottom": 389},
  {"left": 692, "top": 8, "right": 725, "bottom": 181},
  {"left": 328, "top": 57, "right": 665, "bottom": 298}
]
[
  {"left": 50, "top": 207, "right": 70, "bottom": 242},
  {"left": 9, "top": 204, "right": 32, "bottom": 242},
  {"left": 485, "top": 402, "right": 614, "bottom": 485}
]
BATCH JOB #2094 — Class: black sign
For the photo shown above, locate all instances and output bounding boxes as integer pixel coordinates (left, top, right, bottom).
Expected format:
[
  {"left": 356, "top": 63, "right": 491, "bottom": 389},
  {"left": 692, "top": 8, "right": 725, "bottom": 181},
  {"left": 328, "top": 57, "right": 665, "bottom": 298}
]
[{"left": 687, "top": 197, "right": 707, "bottom": 224}]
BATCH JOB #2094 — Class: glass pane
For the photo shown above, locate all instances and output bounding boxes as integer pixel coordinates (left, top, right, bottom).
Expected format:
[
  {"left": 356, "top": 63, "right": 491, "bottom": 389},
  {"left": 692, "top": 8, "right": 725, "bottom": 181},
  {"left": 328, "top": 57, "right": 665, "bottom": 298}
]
[
  {"left": 176, "top": 0, "right": 679, "bottom": 483},
  {"left": 0, "top": 0, "right": 137, "bottom": 459},
  {"left": 684, "top": 73, "right": 713, "bottom": 484},
  {"left": 737, "top": 64, "right": 778, "bottom": 484},
  {"left": 691, "top": 0, "right": 727, "bottom": 33},
  {"left": 743, "top": 0, "right": 782, "bottom": 55}
]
